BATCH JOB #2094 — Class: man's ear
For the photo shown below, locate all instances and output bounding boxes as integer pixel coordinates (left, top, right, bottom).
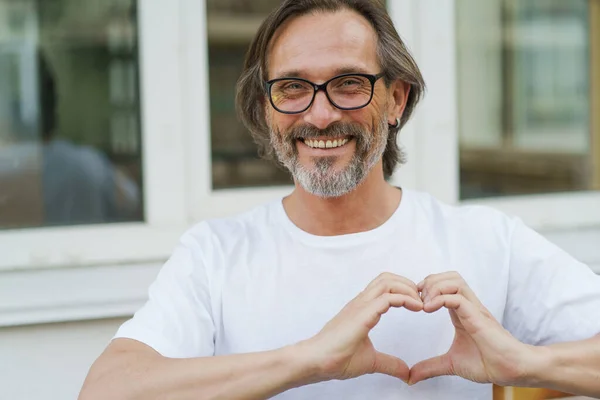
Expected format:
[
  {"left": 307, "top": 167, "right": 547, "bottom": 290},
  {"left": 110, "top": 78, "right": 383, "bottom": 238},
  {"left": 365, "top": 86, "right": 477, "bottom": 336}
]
[{"left": 387, "top": 80, "right": 411, "bottom": 125}]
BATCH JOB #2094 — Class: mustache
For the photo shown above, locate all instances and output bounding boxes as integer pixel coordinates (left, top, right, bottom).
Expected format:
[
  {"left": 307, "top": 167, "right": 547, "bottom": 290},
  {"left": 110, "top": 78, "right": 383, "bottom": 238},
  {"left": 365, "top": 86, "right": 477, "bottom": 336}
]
[{"left": 285, "top": 122, "right": 367, "bottom": 141}]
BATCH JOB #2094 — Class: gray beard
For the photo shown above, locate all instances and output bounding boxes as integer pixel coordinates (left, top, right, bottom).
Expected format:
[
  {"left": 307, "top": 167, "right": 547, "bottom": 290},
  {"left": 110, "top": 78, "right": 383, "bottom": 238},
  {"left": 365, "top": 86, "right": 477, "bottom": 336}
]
[{"left": 270, "top": 118, "right": 389, "bottom": 198}]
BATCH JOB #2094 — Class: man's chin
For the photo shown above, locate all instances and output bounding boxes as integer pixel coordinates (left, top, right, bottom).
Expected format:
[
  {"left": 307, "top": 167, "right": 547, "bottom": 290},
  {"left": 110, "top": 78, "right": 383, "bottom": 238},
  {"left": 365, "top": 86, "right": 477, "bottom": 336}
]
[
  {"left": 297, "top": 180, "right": 357, "bottom": 198},
  {"left": 291, "top": 166, "right": 364, "bottom": 198},
  {"left": 298, "top": 158, "right": 349, "bottom": 174},
  {"left": 293, "top": 168, "right": 347, "bottom": 184}
]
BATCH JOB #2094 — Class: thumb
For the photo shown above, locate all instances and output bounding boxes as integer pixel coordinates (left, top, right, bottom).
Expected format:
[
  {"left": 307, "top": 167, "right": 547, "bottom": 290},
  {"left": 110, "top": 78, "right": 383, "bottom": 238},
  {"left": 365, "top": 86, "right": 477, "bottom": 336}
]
[
  {"left": 373, "top": 351, "right": 410, "bottom": 382},
  {"left": 409, "top": 354, "right": 453, "bottom": 385}
]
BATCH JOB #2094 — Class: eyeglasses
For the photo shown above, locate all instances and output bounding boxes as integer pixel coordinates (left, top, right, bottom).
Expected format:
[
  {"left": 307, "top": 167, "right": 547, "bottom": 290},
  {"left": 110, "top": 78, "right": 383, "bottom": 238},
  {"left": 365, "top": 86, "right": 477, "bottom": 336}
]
[{"left": 265, "top": 72, "right": 385, "bottom": 114}]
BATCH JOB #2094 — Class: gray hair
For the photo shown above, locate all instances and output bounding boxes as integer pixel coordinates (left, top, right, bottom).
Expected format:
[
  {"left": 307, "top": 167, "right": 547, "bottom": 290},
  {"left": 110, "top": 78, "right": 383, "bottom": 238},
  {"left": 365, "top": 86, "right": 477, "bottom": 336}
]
[{"left": 236, "top": 0, "right": 426, "bottom": 179}]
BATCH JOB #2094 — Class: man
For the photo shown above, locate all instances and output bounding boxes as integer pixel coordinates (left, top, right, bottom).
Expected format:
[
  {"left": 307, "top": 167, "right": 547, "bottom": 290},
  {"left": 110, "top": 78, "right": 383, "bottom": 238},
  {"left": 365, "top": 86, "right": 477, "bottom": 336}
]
[{"left": 79, "top": 1, "right": 600, "bottom": 399}]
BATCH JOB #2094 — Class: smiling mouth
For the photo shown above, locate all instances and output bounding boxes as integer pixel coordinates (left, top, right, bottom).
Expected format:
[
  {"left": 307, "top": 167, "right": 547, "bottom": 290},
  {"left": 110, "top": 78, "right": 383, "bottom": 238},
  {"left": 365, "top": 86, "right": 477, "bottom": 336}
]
[{"left": 299, "top": 137, "right": 352, "bottom": 149}]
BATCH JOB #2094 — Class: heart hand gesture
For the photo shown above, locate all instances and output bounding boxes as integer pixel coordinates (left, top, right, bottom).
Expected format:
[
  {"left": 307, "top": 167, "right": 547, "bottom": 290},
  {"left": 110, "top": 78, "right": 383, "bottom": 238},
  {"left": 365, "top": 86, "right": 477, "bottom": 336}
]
[{"left": 409, "top": 272, "right": 539, "bottom": 387}]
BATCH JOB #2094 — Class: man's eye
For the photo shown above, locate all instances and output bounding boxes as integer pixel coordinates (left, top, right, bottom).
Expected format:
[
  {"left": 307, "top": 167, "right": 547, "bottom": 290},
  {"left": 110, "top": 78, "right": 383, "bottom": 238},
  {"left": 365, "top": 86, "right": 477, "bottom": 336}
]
[
  {"left": 284, "top": 83, "right": 305, "bottom": 90},
  {"left": 334, "top": 78, "right": 365, "bottom": 90},
  {"left": 279, "top": 81, "right": 310, "bottom": 92},
  {"left": 341, "top": 79, "right": 361, "bottom": 86}
]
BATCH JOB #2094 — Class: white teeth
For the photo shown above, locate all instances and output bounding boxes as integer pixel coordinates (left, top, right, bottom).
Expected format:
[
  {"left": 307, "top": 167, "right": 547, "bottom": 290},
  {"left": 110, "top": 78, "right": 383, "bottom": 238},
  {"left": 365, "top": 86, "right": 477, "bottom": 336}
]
[{"left": 304, "top": 138, "right": 350, "bottom": 149}]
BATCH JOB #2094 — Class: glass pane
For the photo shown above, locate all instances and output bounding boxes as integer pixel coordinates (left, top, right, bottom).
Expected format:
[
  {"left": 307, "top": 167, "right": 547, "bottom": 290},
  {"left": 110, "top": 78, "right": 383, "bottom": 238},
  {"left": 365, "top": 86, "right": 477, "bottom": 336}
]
[
  {"left": 207, "top": 1, "right": 293, "bottom": 189},
  {"left": 0, "top": 0, "right": 143, "bottom": 229},
  {"left": 457, "top": 0, "right": 596, "bottom": 199}
]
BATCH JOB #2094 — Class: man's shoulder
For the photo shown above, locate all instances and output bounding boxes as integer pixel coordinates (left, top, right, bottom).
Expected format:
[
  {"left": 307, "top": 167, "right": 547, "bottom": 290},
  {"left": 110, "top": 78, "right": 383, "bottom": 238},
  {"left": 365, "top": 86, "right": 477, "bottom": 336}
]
[
  {"left": 406, "top": 189, "right": 517, "bottom": 239},
  {"left": 181, "top": 199, "right": 282, "bottom": 248}
]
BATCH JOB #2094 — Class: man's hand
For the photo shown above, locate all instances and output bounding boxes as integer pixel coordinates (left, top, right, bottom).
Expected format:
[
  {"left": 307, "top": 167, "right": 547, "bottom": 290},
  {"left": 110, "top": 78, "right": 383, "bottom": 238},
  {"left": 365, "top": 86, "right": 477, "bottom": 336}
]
[
  {"left": 409, "top": 272, "right": 540, "bottom": 386},
  {"left": 301, "top": 273, "right": 423, "bottom": 383}
]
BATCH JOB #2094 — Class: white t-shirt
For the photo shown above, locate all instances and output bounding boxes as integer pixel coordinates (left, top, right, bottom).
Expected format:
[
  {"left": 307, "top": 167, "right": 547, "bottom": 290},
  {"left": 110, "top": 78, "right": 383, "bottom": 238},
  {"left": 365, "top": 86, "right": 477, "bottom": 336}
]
[{"left": 115, "top": 189, "right": 600, "bottom": 400}]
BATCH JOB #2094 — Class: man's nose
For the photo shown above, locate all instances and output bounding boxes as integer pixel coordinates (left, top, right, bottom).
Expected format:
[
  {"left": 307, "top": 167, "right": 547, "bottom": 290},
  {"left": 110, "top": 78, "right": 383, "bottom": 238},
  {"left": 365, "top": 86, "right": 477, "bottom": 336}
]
[{"left": 303, "top": 91, "right": 343, "bottom": 130}]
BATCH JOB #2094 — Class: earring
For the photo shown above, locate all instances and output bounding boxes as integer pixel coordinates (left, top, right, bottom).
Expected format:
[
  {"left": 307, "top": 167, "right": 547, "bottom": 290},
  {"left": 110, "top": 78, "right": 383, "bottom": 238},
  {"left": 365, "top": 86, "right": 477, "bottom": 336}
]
[{"left": 388, "top": 117, "right": 400, "bottom": 128}]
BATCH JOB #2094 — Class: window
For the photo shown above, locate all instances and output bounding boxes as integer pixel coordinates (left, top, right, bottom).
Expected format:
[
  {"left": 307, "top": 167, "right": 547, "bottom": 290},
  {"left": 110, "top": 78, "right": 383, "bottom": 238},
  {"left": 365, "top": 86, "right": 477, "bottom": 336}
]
[
  {"left": 0, "top": 0, "right": 191, "bottom": 274},
  {"left": 0, "top": 0, "right": 143, "bottom": 229},
  {"left": 456, "top": 0, "right": 600, "bottom": 199},
  {"left": 0, "top": 0, "right": 194, "bottom": 326}
]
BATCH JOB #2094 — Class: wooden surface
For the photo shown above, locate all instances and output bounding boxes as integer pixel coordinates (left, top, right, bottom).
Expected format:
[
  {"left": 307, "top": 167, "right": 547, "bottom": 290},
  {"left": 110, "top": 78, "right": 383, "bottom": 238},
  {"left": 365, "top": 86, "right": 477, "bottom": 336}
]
[{"left": 493, "top": 386, "right": 575, "bottom": 400}]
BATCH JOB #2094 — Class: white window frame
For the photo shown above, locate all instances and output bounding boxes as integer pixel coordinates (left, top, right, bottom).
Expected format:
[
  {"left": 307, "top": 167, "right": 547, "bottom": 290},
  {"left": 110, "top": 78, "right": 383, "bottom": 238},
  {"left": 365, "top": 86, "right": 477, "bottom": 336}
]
[
  {"left": 388, "top": 0, "right": 460, "bottom": 207},
  {"left": 1, "top": 0, "right": 597, "bottom": 328}
]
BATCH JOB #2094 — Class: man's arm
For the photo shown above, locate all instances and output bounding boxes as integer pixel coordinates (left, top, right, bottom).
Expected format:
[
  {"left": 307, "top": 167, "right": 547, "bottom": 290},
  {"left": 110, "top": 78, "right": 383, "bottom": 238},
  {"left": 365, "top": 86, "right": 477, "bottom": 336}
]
[
  {"left": 530, "top": 334, "right": 600, "bottom": 398},
  {"left": 79, "top": 338, "right": 319, "bottom": 400},
  {"left": 79, "top": 273, "right": 422, "bottom": 400}
]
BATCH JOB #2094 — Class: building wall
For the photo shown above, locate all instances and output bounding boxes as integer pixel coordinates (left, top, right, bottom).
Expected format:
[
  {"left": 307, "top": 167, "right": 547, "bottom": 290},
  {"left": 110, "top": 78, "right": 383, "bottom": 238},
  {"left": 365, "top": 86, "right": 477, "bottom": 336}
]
[
  {"left": 0, "top": 318, "right": 127, "bottom": 400},
  {"left": 1, "top": 2, "right": 599, "bottom": 400}
]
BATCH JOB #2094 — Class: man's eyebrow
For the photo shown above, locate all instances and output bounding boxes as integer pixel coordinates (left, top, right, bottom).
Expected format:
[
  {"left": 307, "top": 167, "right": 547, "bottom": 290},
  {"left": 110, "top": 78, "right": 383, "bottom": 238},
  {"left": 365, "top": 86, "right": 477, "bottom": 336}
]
[
  {"left": 333, "top": 66, "right": 372, "bottom": 76},
  {"left": 273, "top": 70, "right": 303, "bottom": 80},
  {"left": 272, "top": 66, "right": 374, "bottom": 81}
]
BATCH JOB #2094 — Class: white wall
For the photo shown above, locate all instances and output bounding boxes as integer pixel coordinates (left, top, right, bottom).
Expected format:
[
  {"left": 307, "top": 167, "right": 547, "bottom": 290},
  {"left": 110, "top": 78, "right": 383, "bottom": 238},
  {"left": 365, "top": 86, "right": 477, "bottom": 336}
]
[{"left": 0, "top": 318, "right": 127, "bottom": 400}]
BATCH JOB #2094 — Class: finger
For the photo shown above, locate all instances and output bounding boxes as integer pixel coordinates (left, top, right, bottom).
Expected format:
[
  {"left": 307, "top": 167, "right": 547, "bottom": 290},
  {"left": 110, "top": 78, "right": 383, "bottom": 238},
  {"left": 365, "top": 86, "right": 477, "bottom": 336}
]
[
  {"left": 422, "top": 294, "right": 488, "bottom": 335},
  {"left": 362, "top": 293, "right": 423, "bottom": 330},
  {"left": 408, "top": 353, "right": 453, "bottom": 385},
  {"left": 459, "top": 284, "right": 484, "bottom": 307},
  {"left": 423, "top": 293, "right": 466, "bottom": 313},
  {"left": 361, "top": 278, "right": 421, "bottom": 303},
  {"left": 421, "top": 280, "right": 460, "bottom": 303},
  {"left": 433, "top": 276, "right": 481, "bottom": 306},
  {"left": 364, "top": 273, "right": 419, "bottom": 296},
  {"left": 367, "top": 272, "right": 417, "bottom": 290},
  {"left": 423, "top": 281, "right": 486, "bottom": 313},
  {"left": 373, "top": 351, "right": 410, "bottom": 382},
  {"left": 417, "top": 272, "right": 458, "bottom": 291},
  {"left": 374, "top": 293, "right": 424, "bottom": 313},
  {"left": 420, "top": 274, "right": 483, "bottom": 307}
]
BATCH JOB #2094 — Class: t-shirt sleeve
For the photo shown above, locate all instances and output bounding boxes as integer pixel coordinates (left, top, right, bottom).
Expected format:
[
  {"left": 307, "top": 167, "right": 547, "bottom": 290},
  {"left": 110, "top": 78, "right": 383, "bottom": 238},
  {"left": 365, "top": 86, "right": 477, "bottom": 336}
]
[
  {"left": 113, "top": 231, "right": 216, "bottom": 358},
  {"left": 503, "top": 218, "right": 600, "bottom": 345}
]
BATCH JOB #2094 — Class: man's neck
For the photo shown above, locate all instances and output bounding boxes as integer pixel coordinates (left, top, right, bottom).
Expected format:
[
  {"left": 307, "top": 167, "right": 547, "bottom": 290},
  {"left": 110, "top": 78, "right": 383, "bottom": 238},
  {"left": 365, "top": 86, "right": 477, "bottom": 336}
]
[{"left": 283, "top": 165, "right": 402, "bottom": 236}]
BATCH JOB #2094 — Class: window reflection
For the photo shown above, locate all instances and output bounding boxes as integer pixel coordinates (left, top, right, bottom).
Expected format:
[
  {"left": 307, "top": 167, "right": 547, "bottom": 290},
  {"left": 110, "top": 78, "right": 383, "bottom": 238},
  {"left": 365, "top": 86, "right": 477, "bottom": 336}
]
[
  {"left": 457, "top": 0, "right": 598, "bottom": 199},
  {"left": 0, "top": 0, "right": 142, "bottom": 229}
]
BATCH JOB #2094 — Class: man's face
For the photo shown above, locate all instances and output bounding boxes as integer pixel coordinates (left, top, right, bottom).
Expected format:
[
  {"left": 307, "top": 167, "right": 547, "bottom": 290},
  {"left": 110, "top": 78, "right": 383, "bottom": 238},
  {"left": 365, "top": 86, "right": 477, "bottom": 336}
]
[{"left": 266, "top": 10, "right": 393, "bottom": 198}]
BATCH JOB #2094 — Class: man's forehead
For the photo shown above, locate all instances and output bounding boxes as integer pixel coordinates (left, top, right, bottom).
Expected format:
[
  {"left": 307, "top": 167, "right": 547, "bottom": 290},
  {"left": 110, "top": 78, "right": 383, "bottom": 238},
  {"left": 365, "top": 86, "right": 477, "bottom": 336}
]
[{"left": 267, "top": 9, "right": 379, "bottom": 80}]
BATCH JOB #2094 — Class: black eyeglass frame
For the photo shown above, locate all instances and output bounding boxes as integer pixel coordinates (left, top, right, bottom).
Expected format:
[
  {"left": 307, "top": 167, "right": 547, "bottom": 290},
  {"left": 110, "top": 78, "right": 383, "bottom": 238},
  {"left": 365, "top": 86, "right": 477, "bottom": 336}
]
[{"left": 265, "top": 72, "right": 386, "bottom": 114}]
